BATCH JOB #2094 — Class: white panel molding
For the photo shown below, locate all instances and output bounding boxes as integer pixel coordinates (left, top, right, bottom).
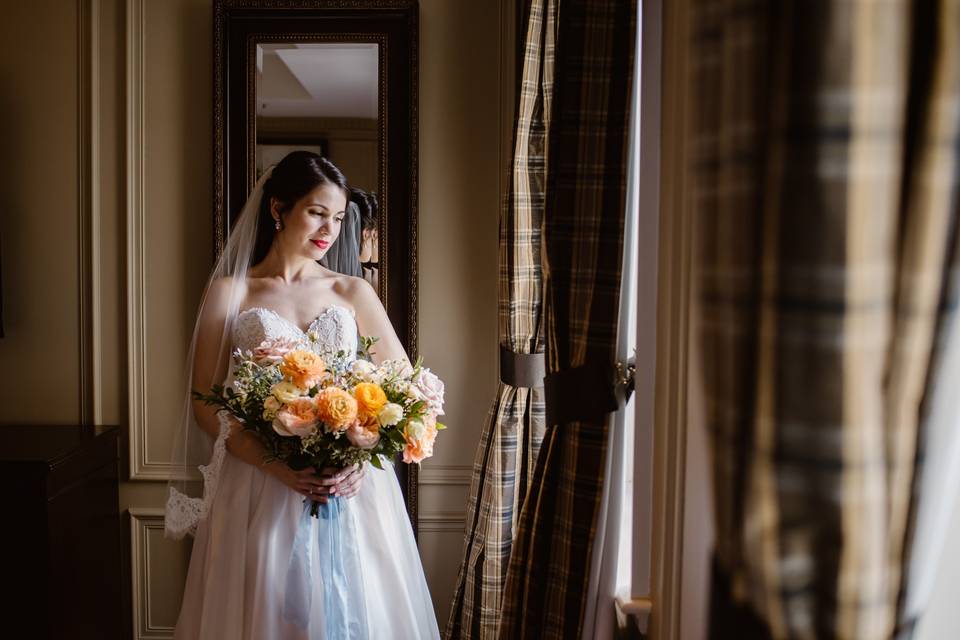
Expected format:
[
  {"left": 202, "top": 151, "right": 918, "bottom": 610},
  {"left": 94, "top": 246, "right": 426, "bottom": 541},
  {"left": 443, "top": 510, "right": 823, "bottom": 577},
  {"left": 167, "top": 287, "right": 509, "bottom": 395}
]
[
  {"left": 78, "top": 0, "right": 102, "bottom": 423},
  {"left": 419, "top": 464, "right": 472, "bottom": 486},
  {"left": 126, "top": 0, "right": 172, "bottom": 479},
  {"left": 128, "top": 508, "right": 176, "bottom": 640}
]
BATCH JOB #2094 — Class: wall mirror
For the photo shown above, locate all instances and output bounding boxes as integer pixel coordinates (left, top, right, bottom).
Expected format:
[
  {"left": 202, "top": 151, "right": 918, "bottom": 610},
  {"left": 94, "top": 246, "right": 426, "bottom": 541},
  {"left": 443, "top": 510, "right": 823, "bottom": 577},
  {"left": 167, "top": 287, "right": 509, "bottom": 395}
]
[{"left": 213, "top": 0, "right": 420, "bottom": 530}]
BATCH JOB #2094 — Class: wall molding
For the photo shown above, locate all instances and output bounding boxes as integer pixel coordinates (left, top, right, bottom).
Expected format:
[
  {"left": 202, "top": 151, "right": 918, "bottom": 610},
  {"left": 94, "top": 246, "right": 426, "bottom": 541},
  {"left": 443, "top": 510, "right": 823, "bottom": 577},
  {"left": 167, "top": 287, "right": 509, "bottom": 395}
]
[
  {"left": 419, "top": 464, "right": 472, "bottom": 486},
  {"left": 126, "top": 0, "right": 174, "bottom": 480},
  {"left": 78, "top": 0, "right": 102, "bottom": 424},
  {"left": 128, "top": 508, "right": 176, "bottom": 640},
  {"left": 419, "top": 512, "right": 466, "bottom": 534}
]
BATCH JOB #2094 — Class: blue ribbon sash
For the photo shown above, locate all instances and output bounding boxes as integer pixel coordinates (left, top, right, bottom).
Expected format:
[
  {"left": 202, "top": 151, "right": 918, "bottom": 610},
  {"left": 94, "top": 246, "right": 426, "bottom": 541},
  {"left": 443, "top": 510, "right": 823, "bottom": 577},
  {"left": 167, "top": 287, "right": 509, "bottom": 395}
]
[{"left": 283, "top": 497, "right": 369, "bottom": 638}]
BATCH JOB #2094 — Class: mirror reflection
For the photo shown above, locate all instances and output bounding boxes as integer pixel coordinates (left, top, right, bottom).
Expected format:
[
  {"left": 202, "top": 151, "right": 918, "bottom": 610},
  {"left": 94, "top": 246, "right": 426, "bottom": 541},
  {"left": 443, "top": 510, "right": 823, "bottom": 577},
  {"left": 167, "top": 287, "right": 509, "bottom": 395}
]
[{"left": 255, "top": 42, "right": 381, "bottom": 293}]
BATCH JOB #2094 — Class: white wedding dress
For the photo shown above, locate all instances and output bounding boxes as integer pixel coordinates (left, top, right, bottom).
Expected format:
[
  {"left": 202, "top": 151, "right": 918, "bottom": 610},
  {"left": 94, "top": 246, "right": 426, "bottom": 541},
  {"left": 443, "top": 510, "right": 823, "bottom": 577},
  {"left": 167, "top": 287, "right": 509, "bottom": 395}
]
[{"left": 174, "top": 305, "right": 440, "bottom": 639}]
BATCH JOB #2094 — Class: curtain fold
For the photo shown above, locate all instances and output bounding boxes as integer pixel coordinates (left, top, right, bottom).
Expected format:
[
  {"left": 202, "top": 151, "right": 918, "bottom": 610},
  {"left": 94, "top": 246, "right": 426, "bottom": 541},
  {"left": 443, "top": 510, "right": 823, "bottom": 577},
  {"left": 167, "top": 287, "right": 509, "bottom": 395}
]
[
  {"left": 444, "top": 1, "right": 555, "bottom": 637},
  {"left": 693, "top": 0, "right": 960, "bottom": 637},
  {"left": 497, "top": 0, "right": 638, "bottom": 638}
]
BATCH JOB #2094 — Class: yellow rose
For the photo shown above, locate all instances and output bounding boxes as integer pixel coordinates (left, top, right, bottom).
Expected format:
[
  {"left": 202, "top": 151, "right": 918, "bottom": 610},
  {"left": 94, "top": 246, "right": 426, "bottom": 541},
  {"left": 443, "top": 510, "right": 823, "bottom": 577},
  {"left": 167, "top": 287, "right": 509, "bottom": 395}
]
[
  {"left": 353, "top": 382, "right": 388, "bottom": 421},
  {"left": 271, "top": 380, "right": 305, "bottom": 404},
  {"left": 315, "top": 387, "right": 358, "bottom": 432},
  {"left": 280, "top": 350, "right": 326, "bottom": 389}
]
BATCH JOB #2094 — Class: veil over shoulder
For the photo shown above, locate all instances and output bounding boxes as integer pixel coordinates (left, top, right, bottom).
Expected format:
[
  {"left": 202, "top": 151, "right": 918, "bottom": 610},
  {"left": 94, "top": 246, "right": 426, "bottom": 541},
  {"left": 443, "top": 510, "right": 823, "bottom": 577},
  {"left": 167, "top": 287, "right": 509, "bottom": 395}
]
[{"left": 163, "top": 168, "right": 272, "bottom": 539}]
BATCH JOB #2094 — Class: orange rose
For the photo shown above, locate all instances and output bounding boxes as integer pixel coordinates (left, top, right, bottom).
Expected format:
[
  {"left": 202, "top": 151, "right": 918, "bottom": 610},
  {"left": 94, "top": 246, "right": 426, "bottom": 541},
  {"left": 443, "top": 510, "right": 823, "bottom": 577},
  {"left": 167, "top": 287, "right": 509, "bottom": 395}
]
[
  {"left": 353, "top": 382, "right": 388, "bottom": 421},
  {"left": 280, "top": 350, "right": 326, "bottom": 390},
  {"left": 315, "top": 387, "right": 358, "bottom": 432}
]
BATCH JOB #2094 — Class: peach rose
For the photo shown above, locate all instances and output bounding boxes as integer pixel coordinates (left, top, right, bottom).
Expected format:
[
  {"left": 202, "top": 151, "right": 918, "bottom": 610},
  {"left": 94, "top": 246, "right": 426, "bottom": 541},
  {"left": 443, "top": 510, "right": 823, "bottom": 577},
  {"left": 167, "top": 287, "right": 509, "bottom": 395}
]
[
  {"left": 252, "top": 337, "right": 299, "bottom": 364},
  {"left": 315, "top": 387, "right": 358, "bottom": 432},
  {"left": 280, "top": 350, "right": 326, "bottom": 389},
  {"left": 346, "top": 420, "right": 381, "bottom": 449},
  {"left": 353, "top": 382, "right": 388, "bottom": 421},
  {"left": 273, "top": 397, "right": 320, "bottom": 438},
  {"left": 413, "top": 368, "right": 445, "bottom": 416},
  {"left": 402, "top": 414, "right": 438, "bottom": 464}
]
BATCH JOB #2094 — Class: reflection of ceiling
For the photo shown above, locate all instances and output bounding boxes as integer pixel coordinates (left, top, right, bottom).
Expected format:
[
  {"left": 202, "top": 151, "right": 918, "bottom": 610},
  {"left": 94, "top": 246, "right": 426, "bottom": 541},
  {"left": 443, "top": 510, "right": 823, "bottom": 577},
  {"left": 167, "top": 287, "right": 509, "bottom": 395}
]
[{"left": 256, "top": 43, "right": 378, "bottom": 119}]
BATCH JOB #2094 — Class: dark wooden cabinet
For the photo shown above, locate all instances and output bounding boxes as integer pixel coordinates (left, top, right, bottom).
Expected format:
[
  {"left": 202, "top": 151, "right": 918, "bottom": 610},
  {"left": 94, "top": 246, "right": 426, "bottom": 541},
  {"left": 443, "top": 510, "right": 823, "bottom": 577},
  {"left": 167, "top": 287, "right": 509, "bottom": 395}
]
[{"left": 0, "top": 425, "right": 121, "bottom": 639}]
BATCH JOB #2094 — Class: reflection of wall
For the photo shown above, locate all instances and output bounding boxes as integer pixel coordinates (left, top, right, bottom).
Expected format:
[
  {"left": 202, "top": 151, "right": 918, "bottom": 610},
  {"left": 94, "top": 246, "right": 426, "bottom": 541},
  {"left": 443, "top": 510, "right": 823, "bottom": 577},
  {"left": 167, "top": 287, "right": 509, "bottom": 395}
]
[
  {"left": 256, "top": 116, "right": 378, "bottom": 192},
  {"left": 1, "top": 0, "right": 510, "bottom": 635}
]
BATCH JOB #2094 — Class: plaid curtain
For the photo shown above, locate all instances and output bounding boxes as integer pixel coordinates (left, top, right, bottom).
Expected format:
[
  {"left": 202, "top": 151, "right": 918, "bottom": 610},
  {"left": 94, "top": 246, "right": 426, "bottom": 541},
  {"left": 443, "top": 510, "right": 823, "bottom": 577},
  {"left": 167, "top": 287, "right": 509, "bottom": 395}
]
[
  {"left": 694, "top": 0, "right": 960, "bottom": 637},
  {"left": 497, "top": 0, "right": 637, "bottom": 638},
  {"left": 444, "top": 1, "right": 555, "bottom": 637}
]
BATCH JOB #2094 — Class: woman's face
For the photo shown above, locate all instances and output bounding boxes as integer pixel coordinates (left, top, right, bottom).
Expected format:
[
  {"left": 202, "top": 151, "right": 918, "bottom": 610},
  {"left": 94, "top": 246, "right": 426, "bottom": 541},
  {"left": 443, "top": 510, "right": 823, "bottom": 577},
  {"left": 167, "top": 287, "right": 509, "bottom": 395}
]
[{"left": 272, "top": 183, "right": 348, "bottom": 261}]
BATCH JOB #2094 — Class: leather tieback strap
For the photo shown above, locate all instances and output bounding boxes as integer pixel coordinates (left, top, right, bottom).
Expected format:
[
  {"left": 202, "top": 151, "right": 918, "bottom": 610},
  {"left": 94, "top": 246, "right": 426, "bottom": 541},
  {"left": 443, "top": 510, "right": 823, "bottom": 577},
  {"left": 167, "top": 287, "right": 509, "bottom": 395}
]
[
  {"left": 499, "top": 345, "right": 547, "bottom": 388},
  {"left": 544, "top": 356, "right": 636, "bottom": 426}
]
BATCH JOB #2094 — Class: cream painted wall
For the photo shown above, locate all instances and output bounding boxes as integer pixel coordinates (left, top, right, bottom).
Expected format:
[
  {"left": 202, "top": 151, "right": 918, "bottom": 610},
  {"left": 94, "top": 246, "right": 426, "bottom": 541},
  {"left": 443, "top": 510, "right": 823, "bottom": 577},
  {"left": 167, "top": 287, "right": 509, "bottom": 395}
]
[
  {"left": 1, "top": 0, "right": 506, "bottom": 637},
  {"left": 0, "top": 0, "right": 83, "bottom": 422}
]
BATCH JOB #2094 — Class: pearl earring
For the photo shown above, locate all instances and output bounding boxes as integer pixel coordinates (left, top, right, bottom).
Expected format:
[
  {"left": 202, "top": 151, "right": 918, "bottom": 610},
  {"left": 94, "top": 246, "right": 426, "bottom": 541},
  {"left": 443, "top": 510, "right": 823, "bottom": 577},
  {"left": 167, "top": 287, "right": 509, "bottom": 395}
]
[{"left": 274, "top": 219, "right": 281, "bottom": 230}]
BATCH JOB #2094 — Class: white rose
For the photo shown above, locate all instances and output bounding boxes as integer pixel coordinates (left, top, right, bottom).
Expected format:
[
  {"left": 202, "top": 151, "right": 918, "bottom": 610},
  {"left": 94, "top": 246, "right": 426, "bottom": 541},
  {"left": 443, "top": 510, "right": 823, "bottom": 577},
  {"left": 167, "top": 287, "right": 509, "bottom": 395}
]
[
  {"left": 377, "top": 402, "right": 404, "bottom": 427},
  {"left": 350, "top": 359, "right": 377, "bottom": 379},
  {"left": 404, "top": 418, "right": 426, "bottom": 441},
  {"left": 271, "top": 380, "right": 303, "bottom": 404}
]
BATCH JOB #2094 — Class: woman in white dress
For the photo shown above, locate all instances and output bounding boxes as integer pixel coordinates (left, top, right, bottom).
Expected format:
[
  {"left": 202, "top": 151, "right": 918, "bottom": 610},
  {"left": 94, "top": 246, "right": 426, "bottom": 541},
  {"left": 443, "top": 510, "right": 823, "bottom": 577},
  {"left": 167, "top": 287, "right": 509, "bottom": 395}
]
[{"left": 165, "top": 151, "right": 440, "bottom": 639}]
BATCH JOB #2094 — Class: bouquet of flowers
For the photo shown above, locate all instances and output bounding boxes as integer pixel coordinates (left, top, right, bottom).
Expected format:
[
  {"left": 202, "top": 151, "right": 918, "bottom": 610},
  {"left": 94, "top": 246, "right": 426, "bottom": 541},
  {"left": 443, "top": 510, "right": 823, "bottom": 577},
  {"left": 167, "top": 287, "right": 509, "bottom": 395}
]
[{"left": 193, "top": 333, "right": 446, "bottom": 516}]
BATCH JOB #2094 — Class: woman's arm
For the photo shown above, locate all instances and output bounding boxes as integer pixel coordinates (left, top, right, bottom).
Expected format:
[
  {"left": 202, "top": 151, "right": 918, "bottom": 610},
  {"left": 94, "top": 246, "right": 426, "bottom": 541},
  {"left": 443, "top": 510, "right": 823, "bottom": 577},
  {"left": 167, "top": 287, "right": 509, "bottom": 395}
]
[{"left": 348, "top": 276, "right": 410, "bottom": 365}]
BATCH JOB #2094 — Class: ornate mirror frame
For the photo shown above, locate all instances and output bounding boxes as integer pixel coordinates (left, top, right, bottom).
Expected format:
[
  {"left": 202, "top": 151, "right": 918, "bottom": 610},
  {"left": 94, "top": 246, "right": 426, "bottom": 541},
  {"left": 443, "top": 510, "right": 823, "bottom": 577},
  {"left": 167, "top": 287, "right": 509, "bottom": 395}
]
[{"left": 213, "top": 0, "right": 420, "bottom": 532}]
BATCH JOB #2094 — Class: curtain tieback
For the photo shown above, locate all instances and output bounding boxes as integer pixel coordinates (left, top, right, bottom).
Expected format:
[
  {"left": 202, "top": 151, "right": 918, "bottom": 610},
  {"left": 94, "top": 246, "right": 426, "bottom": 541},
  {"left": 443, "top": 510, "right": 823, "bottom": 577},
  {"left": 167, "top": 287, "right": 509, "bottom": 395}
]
[
  {"left": 499, "top": 345, "right": 546, "bottom": 388},
  {"left": 544, "top": 356, "right": 636, "bottom": 426}
]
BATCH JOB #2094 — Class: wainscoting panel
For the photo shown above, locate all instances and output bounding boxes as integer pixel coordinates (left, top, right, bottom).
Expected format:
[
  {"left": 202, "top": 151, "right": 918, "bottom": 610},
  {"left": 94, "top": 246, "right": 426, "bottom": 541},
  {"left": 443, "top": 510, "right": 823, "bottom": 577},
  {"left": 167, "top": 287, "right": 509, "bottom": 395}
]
[{"left": 128, "top": 508, "right": 191, "bottom": 640}]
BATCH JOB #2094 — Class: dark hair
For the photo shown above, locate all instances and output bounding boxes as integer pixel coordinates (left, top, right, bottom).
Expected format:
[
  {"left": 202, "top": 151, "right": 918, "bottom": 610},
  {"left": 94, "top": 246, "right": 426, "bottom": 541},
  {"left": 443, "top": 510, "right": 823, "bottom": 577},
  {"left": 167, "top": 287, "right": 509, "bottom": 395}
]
[
  {"left": 350, "top": 188, "right": 379, "bottom": 231},
  {"left": 251, "top": 151, "right": 350, "bottom": 266}
]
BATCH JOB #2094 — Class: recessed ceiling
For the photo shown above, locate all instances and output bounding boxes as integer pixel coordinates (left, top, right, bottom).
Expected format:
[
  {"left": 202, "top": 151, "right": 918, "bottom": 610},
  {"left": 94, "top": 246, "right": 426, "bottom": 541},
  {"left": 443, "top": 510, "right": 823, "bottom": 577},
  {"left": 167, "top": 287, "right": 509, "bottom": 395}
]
[{"left": 255, "top": 43, "right": 378, "bottom": 119}]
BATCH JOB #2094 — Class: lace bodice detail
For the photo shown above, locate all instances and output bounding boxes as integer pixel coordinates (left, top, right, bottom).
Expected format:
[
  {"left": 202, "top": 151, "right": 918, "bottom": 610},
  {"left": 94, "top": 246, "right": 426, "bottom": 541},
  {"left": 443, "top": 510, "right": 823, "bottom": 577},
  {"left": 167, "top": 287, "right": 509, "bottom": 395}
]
[{"left": 232, "top": 305, "right": 359, "bottom": 361}]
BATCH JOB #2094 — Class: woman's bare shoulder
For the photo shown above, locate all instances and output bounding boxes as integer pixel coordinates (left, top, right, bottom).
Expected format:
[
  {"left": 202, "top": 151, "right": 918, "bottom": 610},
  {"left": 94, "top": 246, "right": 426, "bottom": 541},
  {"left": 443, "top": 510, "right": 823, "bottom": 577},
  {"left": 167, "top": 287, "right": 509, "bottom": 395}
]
[{"left": 333, "top": 274, "right": 377, "bottom": 305}]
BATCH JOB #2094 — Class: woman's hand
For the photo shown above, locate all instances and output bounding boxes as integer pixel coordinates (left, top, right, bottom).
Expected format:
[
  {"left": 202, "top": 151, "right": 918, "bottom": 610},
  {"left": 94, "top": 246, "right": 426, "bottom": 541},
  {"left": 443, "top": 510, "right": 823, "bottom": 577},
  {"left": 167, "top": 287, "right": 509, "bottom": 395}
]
[
  {"left": 321, "top": 464, "right": 365, "bottom": 499},
  {"left": 272, "top": 464, "right": 337, "bottom": 502},
  {"left": 271, "top": 463, "right": 365, "bottom": 500}
]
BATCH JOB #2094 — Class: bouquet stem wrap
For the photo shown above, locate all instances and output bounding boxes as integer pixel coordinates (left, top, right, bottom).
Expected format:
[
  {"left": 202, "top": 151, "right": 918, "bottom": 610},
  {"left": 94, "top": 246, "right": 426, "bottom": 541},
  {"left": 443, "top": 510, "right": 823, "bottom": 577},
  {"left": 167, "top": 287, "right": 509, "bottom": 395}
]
[{"left": 283, "top": 496, "right": 369, "bottom": 638}]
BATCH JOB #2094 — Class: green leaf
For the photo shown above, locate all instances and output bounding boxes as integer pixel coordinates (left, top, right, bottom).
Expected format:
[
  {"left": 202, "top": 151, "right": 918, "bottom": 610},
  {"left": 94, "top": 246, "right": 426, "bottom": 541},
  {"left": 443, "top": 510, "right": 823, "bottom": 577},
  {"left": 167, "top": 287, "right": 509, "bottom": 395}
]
[{"left": 370, "top": 454, "right": 384, "bottom": 470}]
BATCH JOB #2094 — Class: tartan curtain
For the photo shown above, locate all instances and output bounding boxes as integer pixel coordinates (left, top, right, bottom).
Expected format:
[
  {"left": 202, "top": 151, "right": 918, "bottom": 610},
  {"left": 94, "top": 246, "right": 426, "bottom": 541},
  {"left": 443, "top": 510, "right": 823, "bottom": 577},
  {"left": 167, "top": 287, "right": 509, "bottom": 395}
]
[
  {"left": 497, "top": 0, "right": 637, "bottom": 638},
  {"left": 444, "top": 1, "right": 555, "bottom": 637},
  {"left": 694, "top": 0, "right": 960, "bottom": 637}
]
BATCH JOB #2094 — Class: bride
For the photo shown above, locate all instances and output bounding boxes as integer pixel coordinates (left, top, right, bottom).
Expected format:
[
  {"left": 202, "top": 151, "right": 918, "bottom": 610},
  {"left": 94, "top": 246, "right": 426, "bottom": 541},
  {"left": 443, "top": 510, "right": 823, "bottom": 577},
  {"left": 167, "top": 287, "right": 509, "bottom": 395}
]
[{"left": 165, "top": 151, "right": 440, "bottom": 639}]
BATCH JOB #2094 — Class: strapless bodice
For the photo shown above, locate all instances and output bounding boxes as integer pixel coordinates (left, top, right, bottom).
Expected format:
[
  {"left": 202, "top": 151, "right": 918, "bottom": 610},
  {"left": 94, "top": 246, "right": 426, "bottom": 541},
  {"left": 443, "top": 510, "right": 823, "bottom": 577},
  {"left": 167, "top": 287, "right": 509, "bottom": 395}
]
[{"left": 231, "top": 304, "right": 359, "bottom": 358}]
